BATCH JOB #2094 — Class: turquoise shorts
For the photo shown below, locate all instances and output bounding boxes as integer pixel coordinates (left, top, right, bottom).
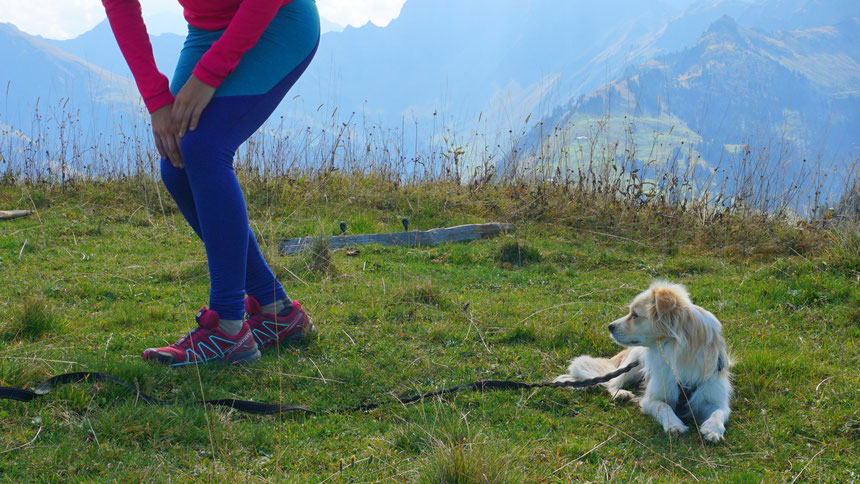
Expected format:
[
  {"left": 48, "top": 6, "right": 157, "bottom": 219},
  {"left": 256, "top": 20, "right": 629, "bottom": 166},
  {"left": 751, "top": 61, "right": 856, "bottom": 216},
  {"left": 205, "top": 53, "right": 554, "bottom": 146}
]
[{"left": 170, "top": 0, "right": 320, "bottom": 97}]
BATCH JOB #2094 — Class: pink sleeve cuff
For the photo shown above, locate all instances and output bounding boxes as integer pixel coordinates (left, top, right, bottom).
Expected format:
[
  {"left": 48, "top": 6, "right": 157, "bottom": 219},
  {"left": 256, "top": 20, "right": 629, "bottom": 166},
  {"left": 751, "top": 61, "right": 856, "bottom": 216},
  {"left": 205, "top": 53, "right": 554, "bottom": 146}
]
[
  {"left": 144, "top": 88, "right": 176, "bottom": 113},
  {"left": 191, "top": 62, "right": 225, "bottom": 89}
]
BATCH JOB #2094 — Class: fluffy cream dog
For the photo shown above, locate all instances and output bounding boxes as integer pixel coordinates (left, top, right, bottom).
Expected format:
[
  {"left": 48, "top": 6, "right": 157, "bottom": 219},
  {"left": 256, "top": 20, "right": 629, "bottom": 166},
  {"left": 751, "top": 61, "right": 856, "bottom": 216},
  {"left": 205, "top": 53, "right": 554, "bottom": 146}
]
[{"left": 555, "top": 282, "right": 732, "bottom": 442}]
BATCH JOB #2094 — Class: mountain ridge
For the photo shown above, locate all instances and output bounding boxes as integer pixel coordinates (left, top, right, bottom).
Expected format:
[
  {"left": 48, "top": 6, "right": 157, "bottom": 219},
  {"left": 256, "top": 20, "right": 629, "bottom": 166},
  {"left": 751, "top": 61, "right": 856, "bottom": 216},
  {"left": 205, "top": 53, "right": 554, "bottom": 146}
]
[
  {"left": 514, "top": 14, "right": 859, "bottom": 182},
  {"left": 1, "top": 0, "right": 857, "bottom": 188},
  {"left": 0, "top": 22, "right": 139, "bottom": 124}
]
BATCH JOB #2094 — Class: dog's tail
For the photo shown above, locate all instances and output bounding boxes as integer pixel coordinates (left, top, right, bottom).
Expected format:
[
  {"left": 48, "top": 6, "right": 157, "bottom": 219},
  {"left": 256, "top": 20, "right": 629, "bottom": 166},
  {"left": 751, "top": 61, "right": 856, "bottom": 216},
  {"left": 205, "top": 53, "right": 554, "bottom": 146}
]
[
  {"left": 555, "top": 348, "right": 644, "bottom": 400},
  {"left": 572, "top": 348, "right": 628, "bottom": 378},
  {"left": 555, "top": 349, "right": 636, "bottom": 383}
]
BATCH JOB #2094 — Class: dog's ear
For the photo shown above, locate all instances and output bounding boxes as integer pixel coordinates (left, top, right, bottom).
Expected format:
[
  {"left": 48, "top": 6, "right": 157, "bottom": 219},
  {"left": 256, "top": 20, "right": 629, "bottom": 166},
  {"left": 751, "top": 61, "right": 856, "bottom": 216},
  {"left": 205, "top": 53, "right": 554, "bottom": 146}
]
[{"left": 652, "top": 287, "right": 679, "bottom": 320}]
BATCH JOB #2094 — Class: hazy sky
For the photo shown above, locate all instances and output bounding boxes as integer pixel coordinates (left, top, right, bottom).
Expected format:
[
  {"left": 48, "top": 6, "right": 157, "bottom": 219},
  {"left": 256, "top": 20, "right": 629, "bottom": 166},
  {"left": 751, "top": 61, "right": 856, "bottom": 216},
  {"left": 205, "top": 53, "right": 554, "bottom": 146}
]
[{"left": 0, "top": 0, "right": 407, "bottom": 39}]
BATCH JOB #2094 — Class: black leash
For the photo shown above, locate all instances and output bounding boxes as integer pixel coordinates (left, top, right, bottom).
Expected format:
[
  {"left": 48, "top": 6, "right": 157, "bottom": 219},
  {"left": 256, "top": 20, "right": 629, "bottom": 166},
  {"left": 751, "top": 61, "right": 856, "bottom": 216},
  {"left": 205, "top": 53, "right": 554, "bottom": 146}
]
[{"left": 0, "top": 362, "right": 639, "bottom": 416}]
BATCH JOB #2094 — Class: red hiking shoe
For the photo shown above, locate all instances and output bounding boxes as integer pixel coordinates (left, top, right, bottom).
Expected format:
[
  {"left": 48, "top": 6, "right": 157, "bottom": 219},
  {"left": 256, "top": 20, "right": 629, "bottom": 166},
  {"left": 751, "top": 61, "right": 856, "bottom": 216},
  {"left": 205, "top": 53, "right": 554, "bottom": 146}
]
[
  {"left": 142, "top": 308, "right": 261, "bottom": 366},
  {"left": 245, "top": 296, "right": 314, "bottom": 349}
]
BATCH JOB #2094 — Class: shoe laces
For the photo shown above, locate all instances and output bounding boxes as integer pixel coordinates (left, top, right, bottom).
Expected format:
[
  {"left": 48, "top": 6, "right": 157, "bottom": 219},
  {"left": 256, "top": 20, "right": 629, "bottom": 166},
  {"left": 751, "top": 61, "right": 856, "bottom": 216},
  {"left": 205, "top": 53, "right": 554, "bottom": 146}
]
[
  {"left": 173, "top": 326, "right": 206, "bottom": 347},
  {"left": 172, "top": 309, "right": 216, "bottom": 347}
]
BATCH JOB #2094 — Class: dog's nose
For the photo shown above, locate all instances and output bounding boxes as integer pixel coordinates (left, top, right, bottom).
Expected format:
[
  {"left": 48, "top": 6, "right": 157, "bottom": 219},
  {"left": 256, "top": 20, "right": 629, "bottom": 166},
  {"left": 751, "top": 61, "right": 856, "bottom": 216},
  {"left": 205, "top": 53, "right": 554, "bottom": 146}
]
[{"left": 608, "top": 323, "right": 616, "bottom": 333}]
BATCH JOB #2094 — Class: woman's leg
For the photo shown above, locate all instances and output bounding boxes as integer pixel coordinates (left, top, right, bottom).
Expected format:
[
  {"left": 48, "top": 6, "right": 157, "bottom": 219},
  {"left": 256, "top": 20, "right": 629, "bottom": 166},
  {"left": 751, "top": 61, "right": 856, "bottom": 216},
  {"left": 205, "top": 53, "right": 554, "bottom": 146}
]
[
  {"left": 177, "top": 118, "right": 249, "bottom": 322},
  {"left": 143, "top": 0, "right": 319, "bottom": 364},
  {"left": 168, "top": 41, "right": 318, "bottom": 323},
  {"left": 160, "top": 161, "right": 288, "bottom": 308}
]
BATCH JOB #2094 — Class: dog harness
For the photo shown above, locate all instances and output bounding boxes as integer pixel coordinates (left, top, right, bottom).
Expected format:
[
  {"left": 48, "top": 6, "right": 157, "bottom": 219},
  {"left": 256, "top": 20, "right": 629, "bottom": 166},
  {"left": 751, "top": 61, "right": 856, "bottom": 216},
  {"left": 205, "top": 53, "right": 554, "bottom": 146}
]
[{"left": 674, "top": 354, "right": 726, "bottom": 418}]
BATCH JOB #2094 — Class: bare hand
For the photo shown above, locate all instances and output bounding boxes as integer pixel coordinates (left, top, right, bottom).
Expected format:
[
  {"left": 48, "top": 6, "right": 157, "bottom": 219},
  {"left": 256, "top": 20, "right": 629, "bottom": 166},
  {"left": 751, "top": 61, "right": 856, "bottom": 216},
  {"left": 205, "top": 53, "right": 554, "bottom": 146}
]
[
  {"left": 172, "top": 74, "right": 216, "bottom": 138},
  {"left": 151, "top": 105, "right": 184, "bottom": 168}
]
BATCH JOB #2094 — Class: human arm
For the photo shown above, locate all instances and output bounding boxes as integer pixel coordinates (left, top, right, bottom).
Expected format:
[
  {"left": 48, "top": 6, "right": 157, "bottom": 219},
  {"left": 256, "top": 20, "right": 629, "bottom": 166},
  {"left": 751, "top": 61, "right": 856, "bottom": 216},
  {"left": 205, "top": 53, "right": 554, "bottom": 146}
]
[
  {"left": 101, "top": 0, "right": 174, "bottom": 113},
  {"left": 101, "top": 0, "right": 184, "bottom": 167}
]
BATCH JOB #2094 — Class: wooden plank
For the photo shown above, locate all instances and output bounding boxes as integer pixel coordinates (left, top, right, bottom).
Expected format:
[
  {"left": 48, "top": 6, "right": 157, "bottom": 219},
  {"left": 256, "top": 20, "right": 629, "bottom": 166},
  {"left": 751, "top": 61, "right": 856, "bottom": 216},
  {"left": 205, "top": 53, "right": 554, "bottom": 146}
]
[
  {"left": 0, "top": 210, "right": 31, "bottom": 221},
  {"left": 280, "top": 223, "right": 514, "bottom": 255}
]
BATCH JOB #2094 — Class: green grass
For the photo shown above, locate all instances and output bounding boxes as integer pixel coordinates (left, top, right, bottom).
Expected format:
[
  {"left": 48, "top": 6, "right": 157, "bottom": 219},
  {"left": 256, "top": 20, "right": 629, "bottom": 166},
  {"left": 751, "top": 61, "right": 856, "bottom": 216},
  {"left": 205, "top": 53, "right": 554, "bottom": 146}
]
[
  {"left": 3, "top": 297, "right": 59, "bottom": 341},
  {"left": 497, "top": 241, "right": 542, "bottom": 267},
  {"left": 0, "top": 177, "right": 857, "bottom": 481}
]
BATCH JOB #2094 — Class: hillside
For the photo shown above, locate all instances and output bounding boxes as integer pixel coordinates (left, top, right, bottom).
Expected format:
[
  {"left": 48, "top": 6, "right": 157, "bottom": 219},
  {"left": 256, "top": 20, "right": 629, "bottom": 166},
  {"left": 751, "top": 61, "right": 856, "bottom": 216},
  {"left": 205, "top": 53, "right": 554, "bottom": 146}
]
[
  {"left": 283, "top": 0, "right": 860, "bottom": 134},
  {"left": 46, "top": 20, "right": 184, "bottom": 86},
  {"left": 515, "top": 15, "right": 860, "bottom": 184},
  {"left": 0, "top": 22, "right": 148, "bottom": 178},
  {"left": 0, "top": 22, "right": 139, "bottom": 128},
  {"left": 289, "top": 0, "right": 685, "bottom": 131},
  {"left": 738, "top": 0, "right": 860, "bottom": 30}
]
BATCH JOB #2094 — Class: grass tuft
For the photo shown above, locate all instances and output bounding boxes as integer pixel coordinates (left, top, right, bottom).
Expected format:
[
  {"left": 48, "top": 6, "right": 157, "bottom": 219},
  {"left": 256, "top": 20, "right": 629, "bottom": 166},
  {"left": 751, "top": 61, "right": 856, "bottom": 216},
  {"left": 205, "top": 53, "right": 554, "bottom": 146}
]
[
  {"left": 827, "top": 226, "right": 860, "bottom": 273},
  {"left": 418, "top": 436, "right": 521, "bottom": 484},
  {"left": 497, "top": 241, "right": 541, "bottom": 266},
  {"left": 401, "top": 280, "right": 447, "bottom": 307},
  {"left": 846, "top": 293, "right": 860, "bottom": 329},
  {"left": 5, "top": 296, "right": 59, "bottom": 340},
  {"left": 498, "top": 324, "right": 538, "bottom": 345},
  {"left": 156, "top": 261, "right": 208, "bottom": 282},
  {"left": 309, "top": 237, "right": 336, "bottom": 275}
]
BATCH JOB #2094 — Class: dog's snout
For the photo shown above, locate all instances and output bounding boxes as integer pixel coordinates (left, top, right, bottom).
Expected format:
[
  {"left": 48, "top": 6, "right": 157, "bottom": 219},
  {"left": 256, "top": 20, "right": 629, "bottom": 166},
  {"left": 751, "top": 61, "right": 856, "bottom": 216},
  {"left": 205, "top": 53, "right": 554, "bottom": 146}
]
[{"left": 608, "top": 323, "right": 617, "bottom": 333}]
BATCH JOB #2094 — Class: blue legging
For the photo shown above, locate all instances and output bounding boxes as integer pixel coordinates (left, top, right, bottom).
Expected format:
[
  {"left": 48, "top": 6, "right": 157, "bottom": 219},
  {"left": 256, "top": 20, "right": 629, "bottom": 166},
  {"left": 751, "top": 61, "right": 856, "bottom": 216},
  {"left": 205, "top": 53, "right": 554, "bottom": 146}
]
[{"left": 161, "top": 1, "right": 319, "bottom": 320}]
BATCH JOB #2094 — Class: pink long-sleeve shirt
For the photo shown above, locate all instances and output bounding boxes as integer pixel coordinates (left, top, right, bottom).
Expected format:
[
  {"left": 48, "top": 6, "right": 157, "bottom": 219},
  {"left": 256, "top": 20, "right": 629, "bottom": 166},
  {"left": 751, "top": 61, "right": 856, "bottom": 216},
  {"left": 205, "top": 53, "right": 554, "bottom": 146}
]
[{"left": 102, "top": 0, "right": 294, "bottom": 113}]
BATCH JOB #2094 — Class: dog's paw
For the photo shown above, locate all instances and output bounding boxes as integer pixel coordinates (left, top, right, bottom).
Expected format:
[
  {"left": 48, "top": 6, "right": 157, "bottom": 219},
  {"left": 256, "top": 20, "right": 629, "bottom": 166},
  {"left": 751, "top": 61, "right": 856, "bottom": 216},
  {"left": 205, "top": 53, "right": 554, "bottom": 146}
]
[
  {"left": 553, "top": 374, "right": 576, "bottom": 383},
  {"left": 700, "top": 420, "right": 725, "bottom": 443},
  {"left": 663, "top": 417, "right": 689, "bottom": 434},
  {"left": 610, "top": 389, "right": 636, "bottom": 401}
]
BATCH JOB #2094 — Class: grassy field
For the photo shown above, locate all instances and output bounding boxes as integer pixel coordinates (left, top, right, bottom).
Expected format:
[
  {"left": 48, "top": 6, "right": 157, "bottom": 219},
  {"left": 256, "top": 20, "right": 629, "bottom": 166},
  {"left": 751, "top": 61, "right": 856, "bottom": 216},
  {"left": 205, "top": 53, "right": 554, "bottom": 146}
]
[{"left": 0, "top": 176, "right": 858, "bottom": 482}]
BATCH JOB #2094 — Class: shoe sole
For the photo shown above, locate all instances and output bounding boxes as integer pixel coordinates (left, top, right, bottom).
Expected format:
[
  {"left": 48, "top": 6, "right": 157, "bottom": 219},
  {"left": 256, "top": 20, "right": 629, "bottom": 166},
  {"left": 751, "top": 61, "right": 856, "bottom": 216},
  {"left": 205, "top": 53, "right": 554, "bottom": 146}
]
[
  {"left": 144, "top": 347, "right": 262, "bottom": 367},
  {"left": 229, "top": 348, "right": 262, "bottom": 365}
]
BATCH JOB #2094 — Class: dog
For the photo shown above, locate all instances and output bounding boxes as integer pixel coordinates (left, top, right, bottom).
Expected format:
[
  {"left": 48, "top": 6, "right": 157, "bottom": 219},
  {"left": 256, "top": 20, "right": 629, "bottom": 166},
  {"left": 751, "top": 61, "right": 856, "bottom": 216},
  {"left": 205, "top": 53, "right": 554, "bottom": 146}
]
[{"left": 555, "top": 282, "right": 732, "bottom": 442}]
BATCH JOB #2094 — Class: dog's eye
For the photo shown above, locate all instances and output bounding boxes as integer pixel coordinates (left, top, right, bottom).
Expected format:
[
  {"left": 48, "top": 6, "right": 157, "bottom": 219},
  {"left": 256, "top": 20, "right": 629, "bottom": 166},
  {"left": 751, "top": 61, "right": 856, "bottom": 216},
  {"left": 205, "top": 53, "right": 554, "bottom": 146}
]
[{"left": 630, "top": 311, "right": 638, "bottom": 319}]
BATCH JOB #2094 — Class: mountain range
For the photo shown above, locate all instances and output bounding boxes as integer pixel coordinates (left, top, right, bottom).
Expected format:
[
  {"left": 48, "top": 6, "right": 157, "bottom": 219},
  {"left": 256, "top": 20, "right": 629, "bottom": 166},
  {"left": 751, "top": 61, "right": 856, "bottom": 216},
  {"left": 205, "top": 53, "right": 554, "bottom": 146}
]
[
  {"left": 0, "top": 22, "right": 139, "bottom": 141},
  {"left": 0, "top": 0, "right": 857, "bottom": 194},
  {"left": 513, "top": 14, "right": 860, "bottom": 175}
]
